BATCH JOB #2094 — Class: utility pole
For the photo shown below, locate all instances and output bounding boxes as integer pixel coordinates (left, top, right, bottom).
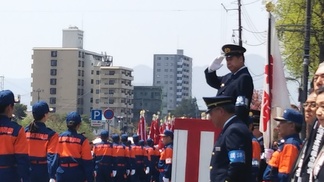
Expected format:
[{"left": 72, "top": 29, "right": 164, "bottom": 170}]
[
  {"left": 238, "top": 0, "right": 243, "bottom": 46},
  {"left": 300, "top": 0, "right": 312, "bottom": 140},
  {"left": 34, "top": 89, "right": 43, "bottom": 102}
]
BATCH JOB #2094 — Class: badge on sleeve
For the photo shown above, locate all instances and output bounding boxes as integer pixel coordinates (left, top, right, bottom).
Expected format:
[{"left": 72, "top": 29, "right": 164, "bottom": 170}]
[
  {"left": 235, "top": 96, "right": 248, "bottom": 107},
  {"left": 228, "top": 150, "right": 245, "bottom": 163}
]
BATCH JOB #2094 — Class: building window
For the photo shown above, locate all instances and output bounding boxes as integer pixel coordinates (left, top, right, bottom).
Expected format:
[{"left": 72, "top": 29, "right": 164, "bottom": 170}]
[
  {"left": 96, "top": 71, "right": 100, "bottom": 75},
  {"left": 95, "top": 99, "right": 100, "bottom": 104},
  {"left": 96, "top": 89, "right": 100, "bottom": 94},
  {"left": 91, "top": 70, "right": 94, "bottom": 75},
  {"left": 78, "top": 60, "right": 81, "bottom": 67},
  {"left": 50, "top": 88, "right": 56, "bottom": 94},
  {"left": 96, "top": 80, "right": 100, "bottom": 85},
  {"left": 109, "top": 98, "right": 115, "bottom": 104},
  {"left": 91, "top": 79, "right": 94, "bottom": 84},
  {"left": 51, "top": 60, "right": 57, "bottom": 66},
  {"left": 50, "top": 69, "right": 57, "bottom": 76},
  {"left": 51, "top": 51, "right": 57, "bottom": 57},
  {"left": 49, "top": 97, "right": 56, "bottom": 104},
  {"left": 157, "top": 69, "right": 161, "bottom": 72},
  {"left": 50, "top": 79, "right": 57, "bottom": 85},
  {"left": 109, "top": 71, "right": 115, "bottom": 75},
  {"left": 157, "top": 57, "right": 161, "bottom": 61},
  {"left": 164, "top": 69, "right": 168, "bottom": 72},
  {"left": 90, "top": 98, "right": 93, "bottom": 103},
  {"left": 109, "top": 79, "right": 115, "bottom": 85},
  {"left": 109, "top": 89, "right": 115, "bottom": 95},
  {"left": 91, "top": 88, "right": 93, "bottom": 93}
]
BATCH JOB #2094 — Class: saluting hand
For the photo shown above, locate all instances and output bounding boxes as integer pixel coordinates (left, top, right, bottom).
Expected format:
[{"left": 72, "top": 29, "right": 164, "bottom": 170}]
[{"left": 208, "top": 56, "right": 224, "bottom": 72}]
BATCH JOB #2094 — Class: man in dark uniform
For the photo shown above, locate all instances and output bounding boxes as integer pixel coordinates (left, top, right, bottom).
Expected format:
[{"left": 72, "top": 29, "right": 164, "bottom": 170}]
[
  {"left": 203, "top": 95, "right": 252, "bottom": 182},
  {"left": 204, "top": 44, "right": 254, "bottom": 126}
]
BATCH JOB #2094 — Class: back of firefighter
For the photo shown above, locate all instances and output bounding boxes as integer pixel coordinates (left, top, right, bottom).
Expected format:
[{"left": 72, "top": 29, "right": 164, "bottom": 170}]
[
  {"left": 145, "top": 138, "right": 160, "bottom": 182},
  {"left": 0, "top": 90, "right": 30, "bottom": 182},
  {"left": 249, "top": 110, "right": 262, "bottom": 182},
  {"left": 112, "top": 134, "right": 128, "bottom": 182},
  {"left": 263, "top": 109, "right": 302, "bottom": 182},
  {"left": 158, "top": 130, "right": 173, "bottom": 182},
  {"left": 121, "top": 134, "right": 132, "bottom": 182},
  {"left": 131, "top": 135, "right": 149, "bottom": 182},
  {"left": 50, "top": 111, "right": 94, "bottom": 182},
  {"left": 25, "top": 101, "right": 58, "bottom": 182},
  {"left": 93, "top": 130, "right": 114, "bottom": 182}
]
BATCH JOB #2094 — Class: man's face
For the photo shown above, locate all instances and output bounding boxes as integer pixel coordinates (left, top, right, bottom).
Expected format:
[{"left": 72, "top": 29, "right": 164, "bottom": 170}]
[
  {"left": 277, "top": 120, "right": 294, "bottom": 138},
  {"left": 304, "top": 92, "right": 317, "bottom": 124},
  {"left": 162, "top": 136, "right": 171, "bottom": 145},
  {"left": 314, "top": 66, "right": 324, "bottom": 92},
  {"left": 316, "top": 93, "right": 324, "bottom": 127},
  {"left": 209, "top": 107, "right": 223, "bottom": 127},
  {"left": 226, "top": 55, "right": 243, "bottom": 73}
]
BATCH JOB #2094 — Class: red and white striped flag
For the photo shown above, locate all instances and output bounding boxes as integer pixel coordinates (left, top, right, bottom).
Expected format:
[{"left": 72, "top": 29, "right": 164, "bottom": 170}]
[
  {"left": 172, "top": 118, "right": 221, "bottom": 182},
  {"left": 138, "top": 115, "right": 147, "bottom": 141},
  {"left": 260, "top": 13, "right": 291, "bottom": 148}
]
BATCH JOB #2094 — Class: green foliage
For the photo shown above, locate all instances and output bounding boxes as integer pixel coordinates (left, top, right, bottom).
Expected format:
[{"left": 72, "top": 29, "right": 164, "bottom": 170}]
[
  {"left": 275, "top": 0, "right": 324, "bottom": 78},
  {"left": 13, "top": 103, "right": 27, "bottom": 120},
  {"left": 173, "top": 97, "right": 199, "bottom": 118},
  {"left": 20, "top": 113, "right": 95, "bottom": 141}
]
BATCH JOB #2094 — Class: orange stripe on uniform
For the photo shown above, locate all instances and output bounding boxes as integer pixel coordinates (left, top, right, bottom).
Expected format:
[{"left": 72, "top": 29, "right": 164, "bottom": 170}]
[
  {"left": 278, "top": 144, "right": 299, "bottom": 173},
  {"left": 252, "top": 140, "right": 261, "bottom": 161}
]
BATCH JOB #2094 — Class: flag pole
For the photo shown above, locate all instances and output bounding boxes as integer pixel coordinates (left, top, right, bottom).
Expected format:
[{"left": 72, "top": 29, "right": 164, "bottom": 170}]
[{"left": 266, "top": 3, "right": 274, "bottom": 149}]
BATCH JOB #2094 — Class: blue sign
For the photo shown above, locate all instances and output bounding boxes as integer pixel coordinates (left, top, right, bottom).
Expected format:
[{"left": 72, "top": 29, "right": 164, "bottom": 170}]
[
  {"left": 104, "top": 109, "right": 114, "bottom": 120},
  {"left": 91, "top": 109, "right": 102, "bottom": 120}
]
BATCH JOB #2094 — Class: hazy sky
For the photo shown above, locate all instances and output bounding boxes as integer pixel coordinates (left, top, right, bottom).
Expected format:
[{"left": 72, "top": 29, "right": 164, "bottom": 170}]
[{"left": 2, "top": 0, "right": 299, "bottom": 108}]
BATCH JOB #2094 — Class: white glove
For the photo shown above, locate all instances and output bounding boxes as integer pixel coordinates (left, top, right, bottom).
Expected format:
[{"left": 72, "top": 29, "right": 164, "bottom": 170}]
[
  {"left": 163, "top": 177, "right": 170, "bottom": 182},
  {"left": 112, "top": 170, "right": 117, "bottom": 177},
  {"left": 145, "top": 167, "right": 150, "bottom": 174},
  {"left": 94, "top": 171, "right": 97, "bottom": 177},
  {"left": 49, "top": 179, "right": 56, "bottom": 182},
  {"left": 131, "top": 169, "right": 135, "bottom": 175},
  {"left": 264, "top": 148, "right": 274, "bottom": 162},
  {"left": 208, "top": 56, "right": 224, "bottom": 72},
  {"left": 126, "top": 169, "right": 130, "bottom": 176}
]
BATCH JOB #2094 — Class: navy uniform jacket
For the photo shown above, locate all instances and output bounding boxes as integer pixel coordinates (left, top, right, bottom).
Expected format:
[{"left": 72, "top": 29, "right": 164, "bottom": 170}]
[
  {"left": 210, "top": 116, "right": 252, "bottom": 182},
  {"left": 205, "top": 67, "right": 254, "bottom": 125}
]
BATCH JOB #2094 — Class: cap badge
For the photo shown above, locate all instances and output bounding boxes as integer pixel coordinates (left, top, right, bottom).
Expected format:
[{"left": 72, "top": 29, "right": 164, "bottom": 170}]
[{"left": 224, "top": 48, "right": 231, "bottom": 53}]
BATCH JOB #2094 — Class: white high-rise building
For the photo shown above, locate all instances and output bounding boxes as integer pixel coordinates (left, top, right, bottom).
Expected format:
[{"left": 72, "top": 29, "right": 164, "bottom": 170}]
[
  {"left": 31, "top": 26, "right": 133, "bottom": 117},
  {"left": 153, "top": 49, "right": 192, "bottom": 116}
]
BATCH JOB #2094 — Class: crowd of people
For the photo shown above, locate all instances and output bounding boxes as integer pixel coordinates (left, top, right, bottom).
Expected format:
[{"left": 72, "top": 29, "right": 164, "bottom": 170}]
[
  {"left": 0, "top": 89, "right": 174, "bottom": 182},
  {"left": 203, "top": 43, "right": 324, "bottom": 182}
]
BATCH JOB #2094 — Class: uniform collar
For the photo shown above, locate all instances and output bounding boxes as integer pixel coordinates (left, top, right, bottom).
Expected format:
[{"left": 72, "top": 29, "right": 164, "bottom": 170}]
[
  {"left": 233, "top": 66, "right": 246, "bottom": 75},
  {"left": 223, "top": 115, "right": 236, "bottom": 128}
]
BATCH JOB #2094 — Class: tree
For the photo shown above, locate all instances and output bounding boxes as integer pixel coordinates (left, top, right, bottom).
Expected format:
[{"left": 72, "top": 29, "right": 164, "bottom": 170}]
[
  {"left": 250, "top": 89, "right": 262, "bottom": 110},
  {"left": 20, "top": 113, "right": 95, "bottom": 141},
  {"left": 275, "top": 0, "right": 324, "bottom": 78},
  {"left": 13, "top": 103, "right": 27, "bottom": 120},
  {"left": 173, "top": 97, "right": 199, "bottom": 118}
]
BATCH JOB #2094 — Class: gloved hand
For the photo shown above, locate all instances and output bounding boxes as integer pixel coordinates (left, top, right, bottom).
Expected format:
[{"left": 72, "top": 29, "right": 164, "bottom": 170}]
[
  {"left": 145, "top": 167, "right": 150, "bottom": 174},
  {"left": 163, "top": 176, "right": 170, "bottom": 182},
  {"left": 49, "top": 179, "right": 56, "bottom": 182},
  {"left": 131, "top": 169, "right": 135, "bottom": 175},
  {"left": 264, "top": 148, "right": 274, "bottom": 162},
  {"left": 126, "top": 169, "right": 130, "bottom": 176},
  {"left": 208, "top": 56, "right": 224, "bottom": 72},
  {"left": 112, "top": 170, "right": 117, "bottom": 177},
  {"left": 94, "top": 171, "right": 97, "bottom": 177}
]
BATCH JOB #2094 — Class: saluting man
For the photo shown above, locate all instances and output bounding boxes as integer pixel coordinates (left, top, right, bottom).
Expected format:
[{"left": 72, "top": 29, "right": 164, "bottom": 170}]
[
  {"left": 205, "top": 44, "right": 254, "bottom": 126},
  {"left": 203, "top": 95, "right": 252, "bottom": 182}
]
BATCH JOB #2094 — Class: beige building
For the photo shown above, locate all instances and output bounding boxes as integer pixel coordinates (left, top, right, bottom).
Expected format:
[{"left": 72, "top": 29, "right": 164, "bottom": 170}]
[{"left": 31, "top": 26, "right": 133, "bottom": 118}]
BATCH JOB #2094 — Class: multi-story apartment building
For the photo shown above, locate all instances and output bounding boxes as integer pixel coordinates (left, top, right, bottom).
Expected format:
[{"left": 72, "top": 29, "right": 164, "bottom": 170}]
[
  {"left": 31, "top": 26, "right": 133, "bottom": 119},
  {"left": 153, "top": 49, "right": 192, "bottom": 116},
  {"left": 132, "top": 86, "right": 162, "bottom": 123}
]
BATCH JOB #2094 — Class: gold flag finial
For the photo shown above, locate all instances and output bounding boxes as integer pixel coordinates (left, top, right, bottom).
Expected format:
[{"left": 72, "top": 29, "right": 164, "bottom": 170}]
[{"left": 265, "top": 1, "right": 275, "bottom": 12}]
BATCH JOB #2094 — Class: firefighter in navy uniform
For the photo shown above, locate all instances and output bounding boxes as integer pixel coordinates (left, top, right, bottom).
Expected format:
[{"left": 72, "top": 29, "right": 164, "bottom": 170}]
[
  {"left": 93, "top": 130, "right": 114, "bottom": 182},
  {"left": 204, "top": 44, "right": 254, "bottom": 126},
  {"left": 25, "top": 101, "right": 58, "bottom": 182},
  {"left": 0, "top": 90, "right": 30, "bottom": 182},
  {"left": 158, "top": 130, "right": 173, "bottom": 182},
  {"left": 248, "top": 110, "right": 262, "bottom": 182},
  {"left": 121, "top": 134, "right": 132, "bottom": 182},
  {"left": 50, "top": 111, "right": 94, "bottom": 182},
  {"left": 203, "top": 96, "right": 253, "bottom": 182},
  {"left": 112, "top": 134, "right": 128, "bottom": 182}
]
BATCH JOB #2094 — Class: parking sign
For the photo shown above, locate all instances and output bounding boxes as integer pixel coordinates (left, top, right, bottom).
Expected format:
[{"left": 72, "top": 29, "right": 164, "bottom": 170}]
[{"left": 91, "top": 109, "right": 102, "bottom": 120}]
